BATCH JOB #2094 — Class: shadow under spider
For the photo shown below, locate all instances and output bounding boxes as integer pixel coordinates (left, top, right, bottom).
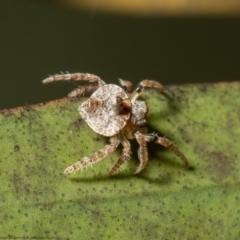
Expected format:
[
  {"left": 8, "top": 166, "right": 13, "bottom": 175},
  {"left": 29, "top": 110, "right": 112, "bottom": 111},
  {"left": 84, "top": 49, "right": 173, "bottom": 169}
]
[{"left": 68, "top": 143, "right": 194, "bottom": 185}]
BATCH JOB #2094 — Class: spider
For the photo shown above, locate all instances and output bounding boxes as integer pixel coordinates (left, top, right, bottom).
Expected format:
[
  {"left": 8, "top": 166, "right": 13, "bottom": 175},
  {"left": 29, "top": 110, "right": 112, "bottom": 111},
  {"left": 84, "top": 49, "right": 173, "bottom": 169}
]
[{"left": 42, "top": 73, "right": 188, "bottom": 175}]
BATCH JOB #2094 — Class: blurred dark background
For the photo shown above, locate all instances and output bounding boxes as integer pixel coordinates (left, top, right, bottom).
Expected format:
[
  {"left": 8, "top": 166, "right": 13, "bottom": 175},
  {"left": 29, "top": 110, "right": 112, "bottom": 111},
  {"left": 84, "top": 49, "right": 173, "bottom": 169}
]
[{"left": 1, "top": 0, "right": 240, "bottom": 109}]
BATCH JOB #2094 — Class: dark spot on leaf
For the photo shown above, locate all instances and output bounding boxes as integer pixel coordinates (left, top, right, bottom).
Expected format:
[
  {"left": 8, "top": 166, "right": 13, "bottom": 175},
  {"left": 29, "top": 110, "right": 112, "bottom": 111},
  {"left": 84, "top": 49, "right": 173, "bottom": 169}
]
[
  {"left": 93, "top": 137, "right": 101, "bottom": 142},
  {"left": 13, "top": 144, "right": 20, "bottom": 152},
  {"left": 68, "top": 118, "right": 85, "bottom": 131}
]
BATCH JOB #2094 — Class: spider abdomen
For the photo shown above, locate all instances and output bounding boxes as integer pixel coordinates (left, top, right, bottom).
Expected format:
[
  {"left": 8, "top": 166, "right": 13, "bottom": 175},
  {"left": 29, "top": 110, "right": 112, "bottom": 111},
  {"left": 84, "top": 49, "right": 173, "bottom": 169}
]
[{"left": 79, "top": 84, "right": 131, "bottom": 137}]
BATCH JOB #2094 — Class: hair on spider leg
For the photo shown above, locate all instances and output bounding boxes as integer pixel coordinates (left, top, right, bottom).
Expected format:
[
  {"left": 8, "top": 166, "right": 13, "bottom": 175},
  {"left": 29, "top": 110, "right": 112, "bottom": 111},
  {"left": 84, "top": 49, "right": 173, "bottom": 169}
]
[{"left": 68, "top": 79, "right": 81, "bottom": 88}]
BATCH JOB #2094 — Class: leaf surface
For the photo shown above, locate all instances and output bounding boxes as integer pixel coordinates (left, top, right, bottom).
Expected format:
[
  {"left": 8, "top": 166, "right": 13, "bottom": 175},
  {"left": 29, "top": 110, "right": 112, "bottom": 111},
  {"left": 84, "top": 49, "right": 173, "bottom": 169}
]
[{"left": 0, "top": 82, "right": 239, "bottom": 239}]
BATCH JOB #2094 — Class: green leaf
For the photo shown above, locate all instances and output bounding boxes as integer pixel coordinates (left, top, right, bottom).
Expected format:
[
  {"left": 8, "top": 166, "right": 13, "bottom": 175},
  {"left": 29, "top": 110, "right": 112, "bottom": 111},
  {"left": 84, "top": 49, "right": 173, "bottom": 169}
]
[{"left": 0, "top": 82, "right": 239, "bottom": 239}]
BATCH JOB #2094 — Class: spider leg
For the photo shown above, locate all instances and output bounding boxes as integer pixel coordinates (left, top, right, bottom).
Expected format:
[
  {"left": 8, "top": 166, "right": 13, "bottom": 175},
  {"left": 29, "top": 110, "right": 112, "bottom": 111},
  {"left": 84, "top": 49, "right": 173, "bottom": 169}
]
[
  {"left": 42, "top": 72, "right": 105, "bottom": 97},
  {"left": 118, "top": 78, "right": 133, "bottom": 93},
  {"left": 64, "top": 135, "right": 119, "bottom": 174},
  {"left": 131, "top": 80, "right": 163, "bottom": 101},
  {"left": 68, "top": 84, "right": 99, "bottom": 97},
  {"left": 134, "top": 131, "right": 155, "bottom": 174},
  {"left": 109, "top": 133, "right": 131, "bottom": 176},
  {"left": 155, "top": 135, "right": 189, "bottom": 166},
  {"left": 134, "top": 132, "right": 188, "bottom": 173},
  {"left": 43, "top": 72, "right": 105, "bottom": 85}
]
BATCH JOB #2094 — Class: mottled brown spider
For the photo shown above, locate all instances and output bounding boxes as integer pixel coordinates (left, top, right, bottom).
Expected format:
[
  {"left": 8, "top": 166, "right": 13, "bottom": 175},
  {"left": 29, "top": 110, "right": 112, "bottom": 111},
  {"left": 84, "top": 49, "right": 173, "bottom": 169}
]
[{"left": 42, "top": 73, "right": 188, "bottom": 175}]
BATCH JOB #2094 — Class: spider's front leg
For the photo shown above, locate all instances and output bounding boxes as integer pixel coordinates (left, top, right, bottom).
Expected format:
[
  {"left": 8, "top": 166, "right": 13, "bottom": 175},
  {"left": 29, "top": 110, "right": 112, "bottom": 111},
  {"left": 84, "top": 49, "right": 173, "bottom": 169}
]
[
  {"left": 134, "top": 131, "right": 155, "bottom": 174},
  {"left": 64, "top": 135, "right": 119, "bottom": 174},
  {"left": 42, "top": 72, "right": 105, "bottom": 97},
  {"left": 134, "top": 131, "right": 189, "bottom": 174},
  {"left": 155, "top": 135, "right": 189, "bottom": 166},
  {"left": 109, "top": 133, "right": 131, "bottom": 176},
  {"left": 118, "top": 78, "right": 133, "bottom": 93},
  {"left": 131, "top": 80, "right": 163, "bottom": 101}
]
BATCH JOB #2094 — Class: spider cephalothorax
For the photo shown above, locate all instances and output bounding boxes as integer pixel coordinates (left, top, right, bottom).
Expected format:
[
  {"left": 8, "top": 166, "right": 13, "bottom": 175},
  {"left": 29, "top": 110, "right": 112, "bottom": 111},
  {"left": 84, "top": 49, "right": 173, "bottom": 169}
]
[{"left": 43, "top": 73, "right": 188, "bottom": 175}]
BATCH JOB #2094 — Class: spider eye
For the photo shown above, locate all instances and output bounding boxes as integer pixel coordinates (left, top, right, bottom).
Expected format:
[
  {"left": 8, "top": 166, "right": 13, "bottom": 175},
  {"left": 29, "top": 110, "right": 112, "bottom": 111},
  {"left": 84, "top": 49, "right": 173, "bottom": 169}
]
[
  {"left": 135, "top": 84, "right": 143, "bottom": 93},
  {"left": 121, "top": 86, "right": 127, "bottom": 92}
]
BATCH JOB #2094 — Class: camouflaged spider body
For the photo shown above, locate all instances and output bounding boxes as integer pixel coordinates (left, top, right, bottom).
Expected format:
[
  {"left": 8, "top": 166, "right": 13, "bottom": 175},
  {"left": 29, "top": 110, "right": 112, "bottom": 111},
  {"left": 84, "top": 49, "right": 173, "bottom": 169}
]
[{"left": 43, "top": 73, "right": 188, "bottom": 175}]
